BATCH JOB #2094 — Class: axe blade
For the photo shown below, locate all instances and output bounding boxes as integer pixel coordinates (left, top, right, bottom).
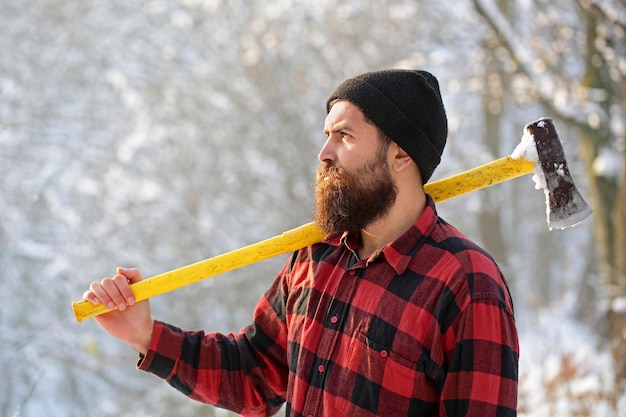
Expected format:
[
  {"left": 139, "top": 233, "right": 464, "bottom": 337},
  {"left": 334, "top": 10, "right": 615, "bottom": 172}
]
[{"left": 526, "top": 118, "right": 593, "bottom": 229}]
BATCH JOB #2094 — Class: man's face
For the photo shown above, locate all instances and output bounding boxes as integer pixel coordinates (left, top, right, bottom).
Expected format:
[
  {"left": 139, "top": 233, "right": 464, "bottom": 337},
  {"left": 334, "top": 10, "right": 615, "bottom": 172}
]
[{"left": 314, "top": 101, "right": 397, "bottom": 234}]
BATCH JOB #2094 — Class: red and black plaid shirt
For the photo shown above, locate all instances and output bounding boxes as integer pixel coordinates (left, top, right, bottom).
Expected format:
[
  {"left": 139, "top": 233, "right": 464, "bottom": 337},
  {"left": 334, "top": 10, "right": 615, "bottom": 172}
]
[{"left": 139, "top": 196, "right": 519, "bottom": 416}]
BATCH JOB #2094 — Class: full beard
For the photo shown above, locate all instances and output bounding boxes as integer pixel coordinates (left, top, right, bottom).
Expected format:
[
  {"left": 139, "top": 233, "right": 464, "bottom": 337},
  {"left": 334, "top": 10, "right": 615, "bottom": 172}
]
[{"left": 314, "top": 155, "right": 397, "bottom": 235}]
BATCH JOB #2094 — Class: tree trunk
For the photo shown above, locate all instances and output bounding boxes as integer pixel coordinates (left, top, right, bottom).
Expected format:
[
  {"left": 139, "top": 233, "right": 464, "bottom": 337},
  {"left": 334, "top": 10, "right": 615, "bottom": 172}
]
[{"left": 578, "top": 2, "right": 626, "bottom": 396}]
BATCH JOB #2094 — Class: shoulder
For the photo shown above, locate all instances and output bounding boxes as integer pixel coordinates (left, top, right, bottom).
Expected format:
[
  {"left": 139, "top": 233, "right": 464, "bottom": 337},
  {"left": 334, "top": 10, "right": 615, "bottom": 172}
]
[{"left": 409, "top": 217, "right": 514, "bottom": 312}]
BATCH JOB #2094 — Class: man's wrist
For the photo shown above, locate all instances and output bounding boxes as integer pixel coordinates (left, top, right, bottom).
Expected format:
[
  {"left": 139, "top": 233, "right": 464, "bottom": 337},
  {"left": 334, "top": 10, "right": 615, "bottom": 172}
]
[{"left": 132, "top": 318, "right": 155, "bottom": 355}]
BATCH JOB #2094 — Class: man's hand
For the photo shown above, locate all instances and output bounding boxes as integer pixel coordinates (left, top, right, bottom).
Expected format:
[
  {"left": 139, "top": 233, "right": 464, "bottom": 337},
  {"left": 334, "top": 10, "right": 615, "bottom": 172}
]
[{"left": 83, "top": 267, "right": 154, "bottom": 355}]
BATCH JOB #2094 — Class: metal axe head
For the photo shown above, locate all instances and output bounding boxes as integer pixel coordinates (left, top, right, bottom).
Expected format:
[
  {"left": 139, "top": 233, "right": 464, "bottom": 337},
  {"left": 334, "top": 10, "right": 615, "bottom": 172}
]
[{"left": 525, "top": 118, "right": 593, "bottom": 230}]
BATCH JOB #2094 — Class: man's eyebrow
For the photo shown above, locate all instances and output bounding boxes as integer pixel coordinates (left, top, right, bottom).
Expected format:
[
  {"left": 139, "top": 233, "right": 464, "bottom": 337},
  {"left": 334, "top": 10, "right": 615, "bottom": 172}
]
[{"left": 324, "top": 122, "right": 349, "bottom": 135}]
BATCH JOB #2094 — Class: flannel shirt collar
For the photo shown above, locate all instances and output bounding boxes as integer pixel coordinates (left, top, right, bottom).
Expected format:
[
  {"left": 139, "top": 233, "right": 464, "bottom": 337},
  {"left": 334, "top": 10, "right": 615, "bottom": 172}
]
[{"left": 321, "top": 194, "right": 439, "bottom": 275}]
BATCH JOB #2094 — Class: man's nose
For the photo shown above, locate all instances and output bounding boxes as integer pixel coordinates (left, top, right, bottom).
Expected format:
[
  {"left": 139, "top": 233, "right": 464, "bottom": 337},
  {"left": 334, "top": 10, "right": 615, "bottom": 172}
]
[{"left": 317, "top": 137, "right": 336, "bottom": 163}]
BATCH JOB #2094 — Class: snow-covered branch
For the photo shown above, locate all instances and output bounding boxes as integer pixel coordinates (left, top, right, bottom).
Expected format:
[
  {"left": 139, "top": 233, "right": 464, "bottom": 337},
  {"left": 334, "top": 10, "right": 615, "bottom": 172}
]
[{"left": 472, "top": 0, "right": 606, "bottom": 127}]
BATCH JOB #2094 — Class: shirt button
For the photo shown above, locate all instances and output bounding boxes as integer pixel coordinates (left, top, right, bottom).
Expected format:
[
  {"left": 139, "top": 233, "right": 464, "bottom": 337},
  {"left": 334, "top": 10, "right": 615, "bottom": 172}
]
[
  {"left": 330, "top": 315, "right": 338, "bottom": 324},
  {"left": 318, "top": 364, "right": 325, "bottom": 373},
  {"left": 380, "top": 350, "right": 388, "bottom": 358}
]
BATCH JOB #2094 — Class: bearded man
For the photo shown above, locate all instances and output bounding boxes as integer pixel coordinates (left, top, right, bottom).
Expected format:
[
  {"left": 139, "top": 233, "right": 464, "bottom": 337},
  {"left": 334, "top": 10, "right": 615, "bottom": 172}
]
[{"left": 83, "top": 70, "right": 519, "bottom": 417}]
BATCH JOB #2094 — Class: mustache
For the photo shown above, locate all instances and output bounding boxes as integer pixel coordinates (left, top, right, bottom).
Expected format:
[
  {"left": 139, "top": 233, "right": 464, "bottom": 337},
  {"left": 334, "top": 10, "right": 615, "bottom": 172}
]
[{"left": 316, "top": 163, "right": 344, "bottom": 183}]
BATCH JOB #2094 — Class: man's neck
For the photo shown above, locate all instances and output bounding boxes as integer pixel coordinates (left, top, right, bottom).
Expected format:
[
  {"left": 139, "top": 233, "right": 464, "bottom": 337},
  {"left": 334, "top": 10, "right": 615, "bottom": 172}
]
[{"left": 358, "top": 190, "right": 427, "bottom": 259}]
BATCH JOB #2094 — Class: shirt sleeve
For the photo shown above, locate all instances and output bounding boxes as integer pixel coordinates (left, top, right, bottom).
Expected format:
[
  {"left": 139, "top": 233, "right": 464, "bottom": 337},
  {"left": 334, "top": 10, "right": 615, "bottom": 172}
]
[
  {"left": 439, "top": 291, "right": 519, "bottom": 417},
  {"left": 137, "top": 262, "right": 293, "bottom": 417}
]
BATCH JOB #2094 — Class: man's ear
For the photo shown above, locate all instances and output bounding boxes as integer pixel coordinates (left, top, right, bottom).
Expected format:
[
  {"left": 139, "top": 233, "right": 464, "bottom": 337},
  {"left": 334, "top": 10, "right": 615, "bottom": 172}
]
[{"left": 389, "top": 143, "right": 414, "bottom": 172}]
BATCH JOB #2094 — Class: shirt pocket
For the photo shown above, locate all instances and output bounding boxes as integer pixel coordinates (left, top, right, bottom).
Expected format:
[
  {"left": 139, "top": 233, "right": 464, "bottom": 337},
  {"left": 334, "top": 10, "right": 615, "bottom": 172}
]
[{"left": 334, "top": 328, "right": 440, "bottom": 404}]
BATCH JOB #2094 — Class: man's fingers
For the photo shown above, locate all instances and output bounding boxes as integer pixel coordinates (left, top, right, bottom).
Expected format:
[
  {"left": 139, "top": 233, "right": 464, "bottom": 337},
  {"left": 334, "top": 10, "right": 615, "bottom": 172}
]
[
  {"left": 88, "top": 280, "right": 116, "bottom": 310},
  {"left": 82, "top": 268, "right": 142, "bottom": 311},
  {"left": 112, "top": 273, "right": 135, "bottom": 306},
  {"left": 82, "top": 289, "right": 99, "bottom": 305}
]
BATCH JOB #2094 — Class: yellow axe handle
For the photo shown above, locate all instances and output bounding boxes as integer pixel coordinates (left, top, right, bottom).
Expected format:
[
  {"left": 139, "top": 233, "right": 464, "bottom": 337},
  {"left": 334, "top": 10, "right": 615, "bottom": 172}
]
[
  {"left": 425, "top": 155, "right": 534, "bottom": 202},
  {"left": 72, "top": 155, "right": 533, "bottom": 322},
  {"left": 72, "top": 222, "right": 327, "bottom": 322}
]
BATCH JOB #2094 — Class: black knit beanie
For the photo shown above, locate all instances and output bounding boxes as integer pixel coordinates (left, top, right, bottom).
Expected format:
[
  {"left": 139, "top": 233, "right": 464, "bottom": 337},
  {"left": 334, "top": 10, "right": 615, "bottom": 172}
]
[{"left": 326, "top": 69, "right": 448, "bottom": 183}]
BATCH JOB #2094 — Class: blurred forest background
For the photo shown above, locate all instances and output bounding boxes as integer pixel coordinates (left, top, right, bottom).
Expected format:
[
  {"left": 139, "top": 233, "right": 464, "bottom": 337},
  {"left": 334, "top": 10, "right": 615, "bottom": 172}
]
[{"left": 1, "top": 0, "right": 625, "bottom": 416}]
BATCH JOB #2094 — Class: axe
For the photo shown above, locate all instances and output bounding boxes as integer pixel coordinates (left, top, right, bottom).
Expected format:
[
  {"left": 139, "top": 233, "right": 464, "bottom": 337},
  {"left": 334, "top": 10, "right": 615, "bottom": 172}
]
[{"left": 72, "top": 117, "right": 591, "bottom": 322}]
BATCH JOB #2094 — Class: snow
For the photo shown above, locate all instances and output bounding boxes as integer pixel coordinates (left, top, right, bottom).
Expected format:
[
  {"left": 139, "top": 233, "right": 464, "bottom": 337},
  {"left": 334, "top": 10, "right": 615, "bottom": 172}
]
[
  {"left": 518, "top": 310, "right": 621, "bottom": 417},
  {"left": 511, "top": 126, "right": 539, "bottom": 162},
  {"left": 592, "top": 147, "right": 623, "bottom": 179},
  {"left": 511, "top": 120, "right": 550, "bottom": 219},
  {"left": 511, "top": 122, "right": 549, "bottom": 200},
  {"left": 611, "top": 297, "right": 626, "bottom": 314}
]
